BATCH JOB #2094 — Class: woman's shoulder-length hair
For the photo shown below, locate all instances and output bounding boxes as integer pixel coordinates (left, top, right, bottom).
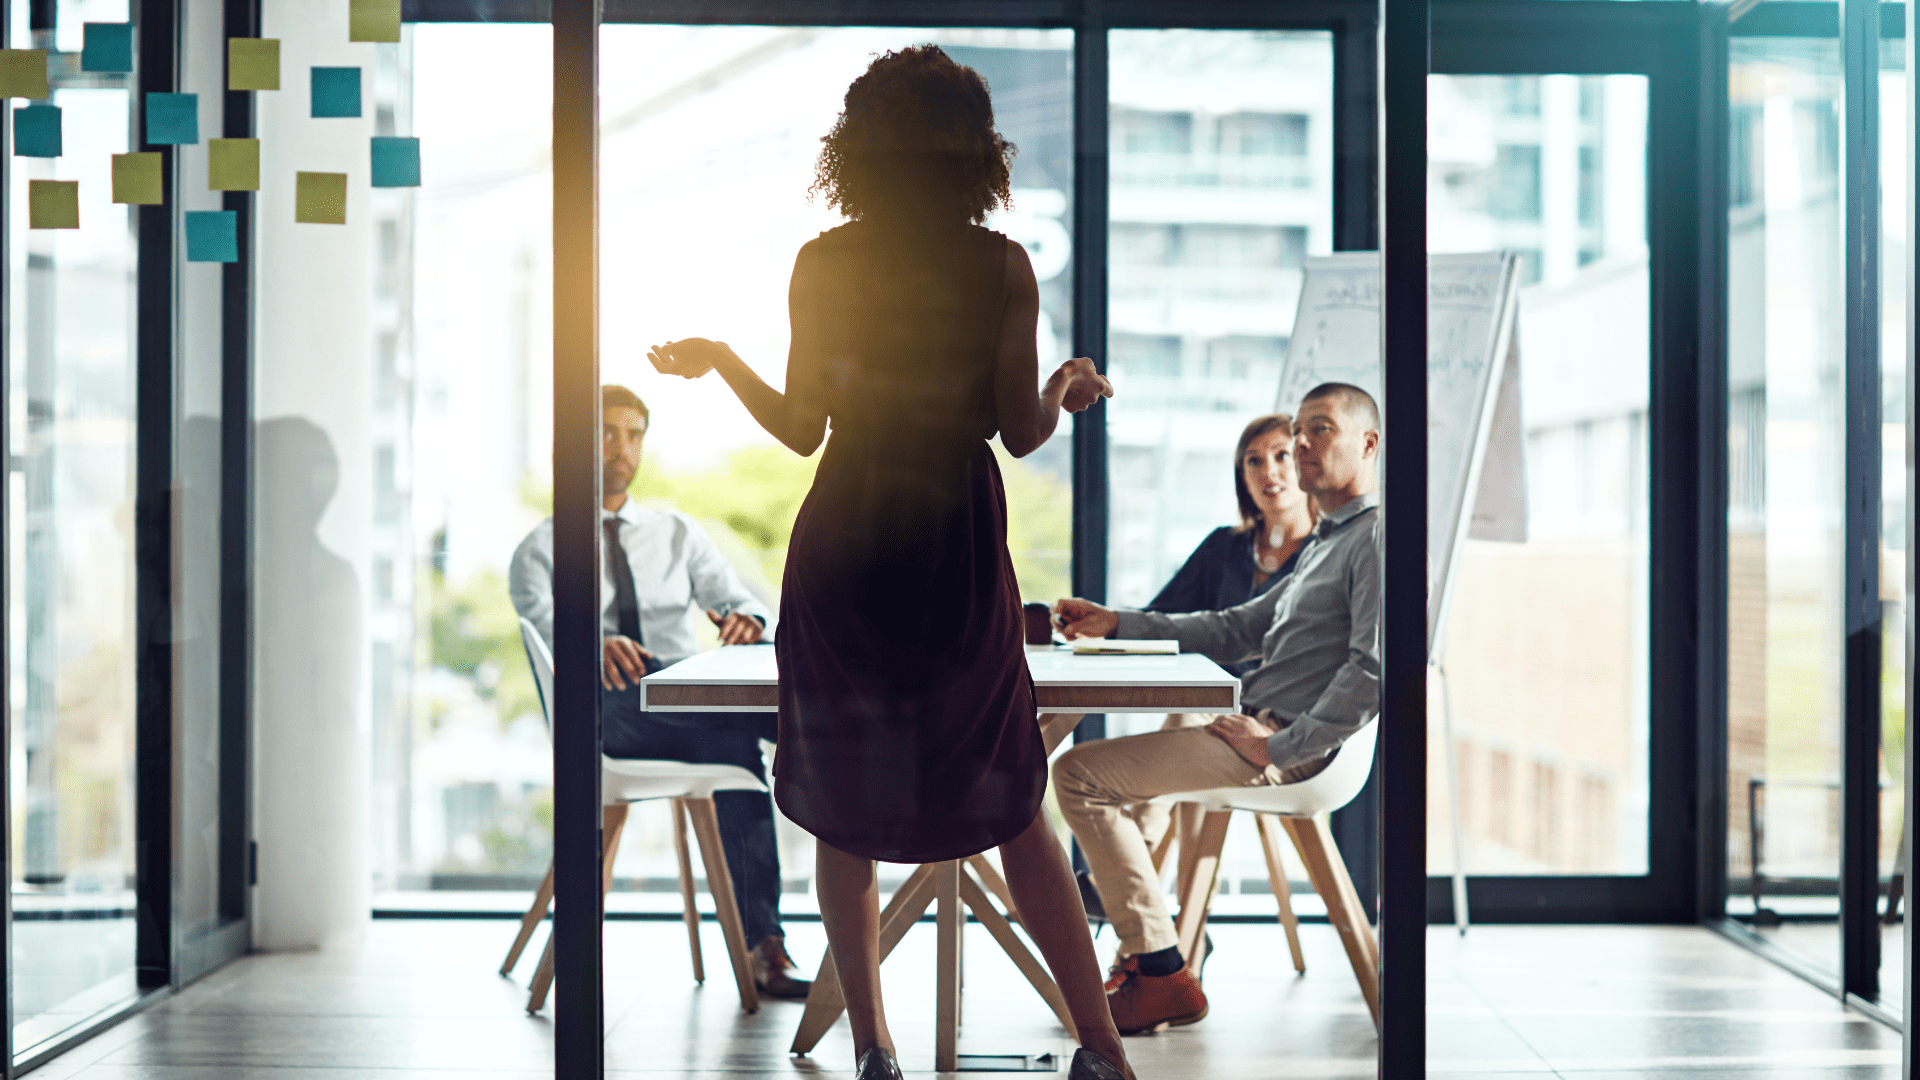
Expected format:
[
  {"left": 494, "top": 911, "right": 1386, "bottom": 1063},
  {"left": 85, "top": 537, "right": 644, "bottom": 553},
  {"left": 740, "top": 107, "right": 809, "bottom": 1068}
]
[{"left": 811, "top": 45, "right": 1016, "bottom": 226}]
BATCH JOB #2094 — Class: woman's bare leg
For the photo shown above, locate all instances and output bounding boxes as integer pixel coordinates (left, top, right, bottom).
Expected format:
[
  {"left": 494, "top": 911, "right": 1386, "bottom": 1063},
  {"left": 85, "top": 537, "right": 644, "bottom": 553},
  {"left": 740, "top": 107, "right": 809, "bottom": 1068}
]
[
  {"left": 998, "top": 813, "right": 1136, "bottom": 1079},
  {"left": 815, "top": 841, "right": 895, "bottom": 1059}
]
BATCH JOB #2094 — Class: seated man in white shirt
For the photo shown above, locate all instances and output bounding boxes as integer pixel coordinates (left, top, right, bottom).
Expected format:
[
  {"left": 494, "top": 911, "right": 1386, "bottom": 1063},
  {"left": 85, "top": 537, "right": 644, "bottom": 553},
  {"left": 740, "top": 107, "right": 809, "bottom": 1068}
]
[{"left": 509, "top": 385, "right": 810, "bottom": 1000}]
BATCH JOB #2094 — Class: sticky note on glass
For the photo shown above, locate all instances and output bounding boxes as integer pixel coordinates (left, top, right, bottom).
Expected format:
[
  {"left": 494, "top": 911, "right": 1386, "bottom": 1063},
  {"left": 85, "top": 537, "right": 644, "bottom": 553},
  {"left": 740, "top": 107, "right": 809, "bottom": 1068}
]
[
  {"left": 14, "top": 104, "right": 60, "bottom": 157},
  {"left": 349, "top": 0, "right": 402, "bottom": 43},
  {"left": 228, "top": 38, "right": 279, "bottom": 91},
  {"left": 310, "top": 67, "right": 360, "bottom": 118},
  {"left": 82, "top": 23, "right": 134, "bottom": 73},
  {"left": 28, "top": 180, "right": 77, "bottom": 228},
  {"left": 295, "top": 171, "right": 346, "bottom": 224},
  {"left": 0, "top": 51, "right": 49, "bottom": 99},
  {"left": 209, "top": 138, "right": 259, "bottom": 191},
  {"left": 370, "top": 136, "right": 418, "bottom": 187},
  {"left": 146, "top": 93, "right": 198, "bottom": 145},
  {"left": 186, "top": 211, "right": 239, "bottom": 262},
  {"left": 113, "top": 153, "right": 164, "bottom": 205}
]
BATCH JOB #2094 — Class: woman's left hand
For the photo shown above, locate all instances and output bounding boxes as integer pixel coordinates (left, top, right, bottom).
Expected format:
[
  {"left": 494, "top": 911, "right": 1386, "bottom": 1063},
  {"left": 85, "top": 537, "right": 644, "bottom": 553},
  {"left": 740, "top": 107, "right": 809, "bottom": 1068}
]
[{"left": 648, "top": 338, "right": 733, "bottom": 379}]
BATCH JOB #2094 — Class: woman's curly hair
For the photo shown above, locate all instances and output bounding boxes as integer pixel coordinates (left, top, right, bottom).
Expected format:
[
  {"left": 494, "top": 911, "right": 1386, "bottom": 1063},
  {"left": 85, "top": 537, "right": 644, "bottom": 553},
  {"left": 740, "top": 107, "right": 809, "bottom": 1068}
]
[{"left": 811, "top": 45, "right": 1016, "bottom": 224}]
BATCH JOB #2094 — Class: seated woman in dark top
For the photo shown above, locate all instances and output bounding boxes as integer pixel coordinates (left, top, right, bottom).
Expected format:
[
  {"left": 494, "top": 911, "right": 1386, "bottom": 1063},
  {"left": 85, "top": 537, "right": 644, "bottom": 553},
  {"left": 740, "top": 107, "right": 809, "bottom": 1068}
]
[{"left": 1145, "top": 412, "right": 1317, "bottom": 648}]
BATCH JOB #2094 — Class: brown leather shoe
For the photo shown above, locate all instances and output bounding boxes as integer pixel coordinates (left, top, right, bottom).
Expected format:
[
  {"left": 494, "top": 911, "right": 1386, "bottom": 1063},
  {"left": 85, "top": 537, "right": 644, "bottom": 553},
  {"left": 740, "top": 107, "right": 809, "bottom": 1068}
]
[
  {"left": 1106, "top": 967, "right": 1207, "bottom": 1035},
  {"left": 751, "top": 935, "right": 812, "bottom": 1000},
  {"left": 1103, "top": 953, "right": 1138, "bottom": 994}
]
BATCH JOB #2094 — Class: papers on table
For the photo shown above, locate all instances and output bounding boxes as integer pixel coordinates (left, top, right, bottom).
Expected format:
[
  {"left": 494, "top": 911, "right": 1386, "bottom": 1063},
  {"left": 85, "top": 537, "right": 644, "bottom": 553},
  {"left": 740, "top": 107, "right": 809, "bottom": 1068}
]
[{"left": 1069, "top": 638, "right": 1179, "bottom": 656}]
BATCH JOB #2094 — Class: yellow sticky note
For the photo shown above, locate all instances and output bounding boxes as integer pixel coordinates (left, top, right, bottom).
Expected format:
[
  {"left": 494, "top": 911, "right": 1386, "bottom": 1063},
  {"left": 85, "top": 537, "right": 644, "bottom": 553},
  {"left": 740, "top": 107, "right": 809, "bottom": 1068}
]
[
  {"left": 0, "top": 50, "right": 49, "bottom": 99},
  {"left": 348, "top": 0, "right": 401, "bottom": 43},
  {"left": 228, "top": 38, "right": 280, "bottom": 91},
  {"left": 295, "top": 171, "right": 347, "bottom": 224},
  {"left": 112, "top": 153, "right": 164, "bottom": 205},
  {"left": 28, "top": 180, "right": 77, "bottom": 228},
  {"left": 209, "top": 138, "right": 260, "bottom": 191}
]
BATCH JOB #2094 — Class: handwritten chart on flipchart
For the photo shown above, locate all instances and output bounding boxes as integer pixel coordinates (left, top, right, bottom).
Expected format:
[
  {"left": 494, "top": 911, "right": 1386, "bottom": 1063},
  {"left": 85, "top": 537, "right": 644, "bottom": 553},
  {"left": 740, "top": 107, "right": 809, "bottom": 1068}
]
[{"left": 1275, "top": 251, "right": 1520, "bottom": 648}]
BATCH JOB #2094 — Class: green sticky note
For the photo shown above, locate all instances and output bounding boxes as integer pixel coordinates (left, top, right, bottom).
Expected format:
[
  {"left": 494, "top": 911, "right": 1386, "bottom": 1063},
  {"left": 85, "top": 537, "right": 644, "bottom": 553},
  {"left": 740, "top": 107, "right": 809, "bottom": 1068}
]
[
  {"left": 185, "top": 211, "right": 239, "bottom": 262},
  {"left": 228, "top": 38, "right": 280, "bottom": 92},
  {"left": 112, "top": 152, "right": 164, "bottom": 205},
  {"left": 81, "top": 24, "right": 133, "bottom": 73},
  {"left": 349, "top": 0, "right": 401, "bottom": 43},
  {"left": 28, "top": 180, "right": 77, "bottom": 228},
  {"left": 295, "top": 171, "right": 346, "bottom": 224},
  {"left": 209, "top": 138, "right": 260, "bottom": 191},
  {"left": 0, "top": 50, "right": 49, "bottom": 100},
  {"left": 14, "top": 104, "right": 60, "bottom": 157}
]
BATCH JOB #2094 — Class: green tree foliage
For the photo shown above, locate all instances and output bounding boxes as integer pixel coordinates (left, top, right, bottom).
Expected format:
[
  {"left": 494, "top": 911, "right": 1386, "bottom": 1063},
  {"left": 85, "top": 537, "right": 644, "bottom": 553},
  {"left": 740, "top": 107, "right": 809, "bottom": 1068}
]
[{"left": 427, "top": 567, "right": 543, "bottom": 729}]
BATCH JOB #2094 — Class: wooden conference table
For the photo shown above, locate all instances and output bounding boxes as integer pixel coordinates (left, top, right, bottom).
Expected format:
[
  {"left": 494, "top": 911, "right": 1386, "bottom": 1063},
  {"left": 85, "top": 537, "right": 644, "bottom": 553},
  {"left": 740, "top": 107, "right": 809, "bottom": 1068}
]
[{"left": 641, "top": 643, "right": 1239, "bottom": 1070}]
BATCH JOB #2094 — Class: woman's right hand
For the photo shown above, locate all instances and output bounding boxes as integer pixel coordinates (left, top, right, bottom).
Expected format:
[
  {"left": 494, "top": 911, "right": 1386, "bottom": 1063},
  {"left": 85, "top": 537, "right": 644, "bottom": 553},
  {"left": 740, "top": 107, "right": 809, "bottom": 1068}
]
[
  {"left": 1049, "top": 356, "right": 1114, "bottom": 413},
  {"left": 648, "top": 338, "right": 732, "bottom": 380}
]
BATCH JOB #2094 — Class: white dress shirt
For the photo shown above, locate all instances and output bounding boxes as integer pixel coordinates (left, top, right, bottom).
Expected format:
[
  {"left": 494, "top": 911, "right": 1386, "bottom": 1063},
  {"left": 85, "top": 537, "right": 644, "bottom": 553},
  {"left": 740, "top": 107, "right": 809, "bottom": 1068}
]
[{"left": 508, "top": 503, "right": 775, "bottom": 663}]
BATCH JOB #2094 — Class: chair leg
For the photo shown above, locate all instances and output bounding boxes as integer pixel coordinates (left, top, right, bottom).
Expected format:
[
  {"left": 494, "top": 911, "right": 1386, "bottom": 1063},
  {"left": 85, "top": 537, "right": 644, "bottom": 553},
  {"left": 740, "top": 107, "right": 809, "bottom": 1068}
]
[
  {"left": 1282, "top": 814, "right": 1379, "bottom": 1027},
  {"left": 1149, "top": 817, "right": 1179, "bottom": 880},
  {"left": 1172, "top": 804, "right": 1205, "bottom": 903},
  {"left": 1254, "top": 814, "right": 1306, "bottom": 974},
  {"left": 685, "top": 796, "right": 761, "bottom": 1013},
  {"left": 1172, "top": 810, "right": 1232, "bottom": 965},
  {"left": 501, "top": 861, "right": 555, "bottom": 975},
  {"left": 671, "top": 798, "right": 705, "bottom": 983},
  {"left": 526, "top": 803, "right": 629, "bottom": 1014}
]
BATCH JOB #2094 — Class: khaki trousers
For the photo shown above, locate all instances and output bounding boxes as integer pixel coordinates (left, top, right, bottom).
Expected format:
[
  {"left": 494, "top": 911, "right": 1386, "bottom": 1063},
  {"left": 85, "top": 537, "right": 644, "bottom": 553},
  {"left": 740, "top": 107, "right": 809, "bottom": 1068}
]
[{"left": 1053, "top": 715, "right": 1288, "bottom": 957}]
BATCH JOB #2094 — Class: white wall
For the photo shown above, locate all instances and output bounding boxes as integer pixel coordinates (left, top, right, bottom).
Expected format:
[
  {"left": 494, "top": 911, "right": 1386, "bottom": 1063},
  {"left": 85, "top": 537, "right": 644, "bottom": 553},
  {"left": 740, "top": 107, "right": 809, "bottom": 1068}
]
[{"left": 251, "top": 0, "right": 377, "bottom": 950}]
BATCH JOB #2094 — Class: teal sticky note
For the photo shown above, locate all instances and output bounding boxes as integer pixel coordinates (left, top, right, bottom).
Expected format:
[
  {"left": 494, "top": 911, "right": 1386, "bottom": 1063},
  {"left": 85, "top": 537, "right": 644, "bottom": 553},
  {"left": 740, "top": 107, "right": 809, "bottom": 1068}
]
[
  {"left": 146, "top": 92, "right": 198, "bottom": 145},
  {"left": 81, "top": 23, "right": 133, "bottom": 73},
  {"left": 14, "top": 104, "right": 59, "bottom": 157},
  {"left": 310, "top": 67, "right": 360, "bottom": 118},
  {"left": 370, "top": 136, "right": 418, "bottom": 187},
  {"left": 185, "top": 211, "right": 238, "bottom": 262}
]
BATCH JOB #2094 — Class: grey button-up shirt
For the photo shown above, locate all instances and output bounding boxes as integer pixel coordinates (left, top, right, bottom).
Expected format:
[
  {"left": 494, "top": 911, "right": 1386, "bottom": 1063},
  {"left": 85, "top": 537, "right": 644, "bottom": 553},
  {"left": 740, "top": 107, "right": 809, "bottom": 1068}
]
[
  {"left": 509, "top": 504, "right": 774, "bottom": 664},
  {"left": 1113, "top": 490, "right": 1381, "bottom": 773}
]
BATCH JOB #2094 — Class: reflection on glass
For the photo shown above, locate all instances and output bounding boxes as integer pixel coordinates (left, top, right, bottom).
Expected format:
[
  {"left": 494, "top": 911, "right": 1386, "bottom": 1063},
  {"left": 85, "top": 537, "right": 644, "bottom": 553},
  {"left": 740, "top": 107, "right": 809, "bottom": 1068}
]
[
  {"left": 1878, "top": 33, "right": 1905, "bottom": 1010},
  {"left": 6, "top": 79, "right": 140, "bottom": 1048},
  {"left": 397, "top": 26, "right": 1072, "bottom": 902},
  {"left": 1428, "top": 74, "right": 1651, "bottom": 876},
  {"left": 1725, "top": 37, "right": 1844, "bottom": 977},
  {"left": 1102, "top": 29, "right": 1333, "bottom": 904}
]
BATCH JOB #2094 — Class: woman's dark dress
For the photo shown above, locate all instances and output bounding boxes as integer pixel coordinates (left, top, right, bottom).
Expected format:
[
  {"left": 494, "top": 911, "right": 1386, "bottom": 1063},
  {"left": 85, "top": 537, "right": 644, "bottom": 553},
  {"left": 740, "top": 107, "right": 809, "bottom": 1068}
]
[
  {"left": 772, "top": 220, "right": 1045, "bottom": 864},
  {"left": 1145, "top": 526, "right": 1298, "bottom": 677}
]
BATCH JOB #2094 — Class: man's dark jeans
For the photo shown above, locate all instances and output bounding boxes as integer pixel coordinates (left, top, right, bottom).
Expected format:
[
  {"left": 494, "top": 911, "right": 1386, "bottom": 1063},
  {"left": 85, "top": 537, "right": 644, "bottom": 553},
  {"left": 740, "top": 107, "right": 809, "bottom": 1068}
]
[{"left": 601, "top": 685, "right": 782, "bottom": 944}]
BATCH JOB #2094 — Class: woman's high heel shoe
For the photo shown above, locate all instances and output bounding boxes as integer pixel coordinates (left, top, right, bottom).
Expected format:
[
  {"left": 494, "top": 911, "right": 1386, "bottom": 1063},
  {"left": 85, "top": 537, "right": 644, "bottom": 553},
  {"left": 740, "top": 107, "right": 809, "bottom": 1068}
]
[
  {"left": 1068, "top": 1048, "right": 1128, "bottom": 1080},
  {"left": 855, "top": 1046, "right": 903, "bottom": 1080}
]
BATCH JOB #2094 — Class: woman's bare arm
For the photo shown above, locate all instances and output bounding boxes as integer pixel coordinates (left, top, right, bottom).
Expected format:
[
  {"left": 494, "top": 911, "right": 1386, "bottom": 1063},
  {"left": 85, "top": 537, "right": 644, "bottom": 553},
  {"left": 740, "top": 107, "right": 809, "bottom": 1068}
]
[
  {"left": 647, "top": 248, "right": 831, "bottom": 456},
  {"left": 993, "top": 239, "right": 1110, "bottom": 458}
]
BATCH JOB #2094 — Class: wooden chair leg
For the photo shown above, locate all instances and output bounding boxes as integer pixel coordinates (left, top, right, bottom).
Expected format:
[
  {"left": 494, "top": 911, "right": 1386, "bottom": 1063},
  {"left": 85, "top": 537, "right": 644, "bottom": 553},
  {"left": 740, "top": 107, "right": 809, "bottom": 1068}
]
[
  {"left": 1149, "top": 817, "right": 1179, "bottom": 880},
  {"left": 1282, "top": 814, "right": 1378, "bottom": 1027},
  {"left": 527, "top": 802, "right": 629, "bottom": 1013},
  {"left": 1172, "top": 810, "right": 1232, "bottom": 965},
  {"left": 671, "top": 798, "right": 705, "bottom": 983},
  {"left": 501, "top": 861, "right": 555, "bottom": 975},
  {"left": 685, "top": 796, "right": 761, "bottom": 1013},
  {"left": 1255, "top": 813, "right": 1306, "bottom": 974},
  {"left": 1172, "top": 804, "right": 1205, "bottom": 902},
  {"left": 966, "top": 854, "right": 1021, "bottom": 925},
  {"left": 791, "top": 864, "right": 937, "bottom": 1054},
  {"left": 935, "top": 861, "right": 961, "bottom": 1073}
]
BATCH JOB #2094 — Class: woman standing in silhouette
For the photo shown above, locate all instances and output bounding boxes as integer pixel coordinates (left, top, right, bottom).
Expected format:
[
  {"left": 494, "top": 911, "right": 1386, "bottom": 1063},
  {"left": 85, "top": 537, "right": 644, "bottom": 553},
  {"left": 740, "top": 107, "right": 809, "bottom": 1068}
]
[{"left": 650, "top": 45, "right": 1134, "bottom": 1080}]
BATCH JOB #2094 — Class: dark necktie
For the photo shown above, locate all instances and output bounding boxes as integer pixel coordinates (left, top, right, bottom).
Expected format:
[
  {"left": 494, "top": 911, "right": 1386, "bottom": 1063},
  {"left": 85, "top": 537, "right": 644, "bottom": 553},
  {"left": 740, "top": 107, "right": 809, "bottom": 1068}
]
[{"left": 603, "top": 518, "right": 644, "bottom": 643}]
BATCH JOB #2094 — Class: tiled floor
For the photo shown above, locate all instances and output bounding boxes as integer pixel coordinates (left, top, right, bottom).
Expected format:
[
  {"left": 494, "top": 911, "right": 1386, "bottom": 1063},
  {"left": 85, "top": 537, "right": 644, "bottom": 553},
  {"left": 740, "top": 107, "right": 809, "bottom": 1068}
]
[{"left": 22, "top": 918, "right": 1901, "bottom": 1079}]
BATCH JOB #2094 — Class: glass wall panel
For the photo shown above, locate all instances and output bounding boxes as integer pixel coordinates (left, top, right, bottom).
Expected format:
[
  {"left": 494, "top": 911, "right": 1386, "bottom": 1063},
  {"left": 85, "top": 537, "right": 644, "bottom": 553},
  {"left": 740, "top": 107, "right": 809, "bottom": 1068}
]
[
  {"left": 1426, "top": 74, "right": 1652, "bottom": 877},
  {"left": 1725, "top": 36, "right": 1845, "bottom": 977},
  {"left": 1102, "top": 29, "right": 1334, "bottom": 907},
  {"left": 5, "top": 18, "right": 141, "bottom": 1054},
  {"left": 1878, "top": 30, "right": 1905, "bottom": 1010},
  {"left": 394, "top": 25, "right": 1071, "bottom": 908}
]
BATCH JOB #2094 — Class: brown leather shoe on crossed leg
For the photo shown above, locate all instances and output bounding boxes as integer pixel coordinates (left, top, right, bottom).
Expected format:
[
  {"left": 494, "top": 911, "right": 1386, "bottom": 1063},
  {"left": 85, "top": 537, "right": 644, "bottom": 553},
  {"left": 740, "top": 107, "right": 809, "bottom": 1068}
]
[{"left": 1106, "top": 965, "right": 1208, "bottom": 1035}]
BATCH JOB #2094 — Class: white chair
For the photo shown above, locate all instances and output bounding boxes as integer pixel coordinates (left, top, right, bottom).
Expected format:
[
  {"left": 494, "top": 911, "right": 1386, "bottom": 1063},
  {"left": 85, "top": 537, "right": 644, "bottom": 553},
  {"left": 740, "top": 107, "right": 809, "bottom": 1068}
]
[
  {"left": 501, "top": 617, "right": 766, "bottom": 1014},
  {"left": 1159, "top": 719, "right": 1380, "bottom": 1027}
]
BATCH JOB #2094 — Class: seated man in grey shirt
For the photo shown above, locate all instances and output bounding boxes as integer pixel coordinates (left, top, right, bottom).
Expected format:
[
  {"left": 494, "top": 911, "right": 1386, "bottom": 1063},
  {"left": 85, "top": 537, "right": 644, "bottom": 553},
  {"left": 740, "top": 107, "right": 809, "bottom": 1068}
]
[
  {"left": 1050, "top": 382, "right": 1381, "bottom": 1036},
  {"left": 509, "top": 385, "right": 809, "bottom": 999}
]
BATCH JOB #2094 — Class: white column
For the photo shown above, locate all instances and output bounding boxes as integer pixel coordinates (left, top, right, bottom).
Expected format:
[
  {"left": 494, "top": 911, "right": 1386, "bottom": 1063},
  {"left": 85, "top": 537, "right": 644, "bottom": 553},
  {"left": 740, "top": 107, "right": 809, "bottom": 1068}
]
[{"left": 251, "top": 0, "right": 377, "bottom": 950}]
